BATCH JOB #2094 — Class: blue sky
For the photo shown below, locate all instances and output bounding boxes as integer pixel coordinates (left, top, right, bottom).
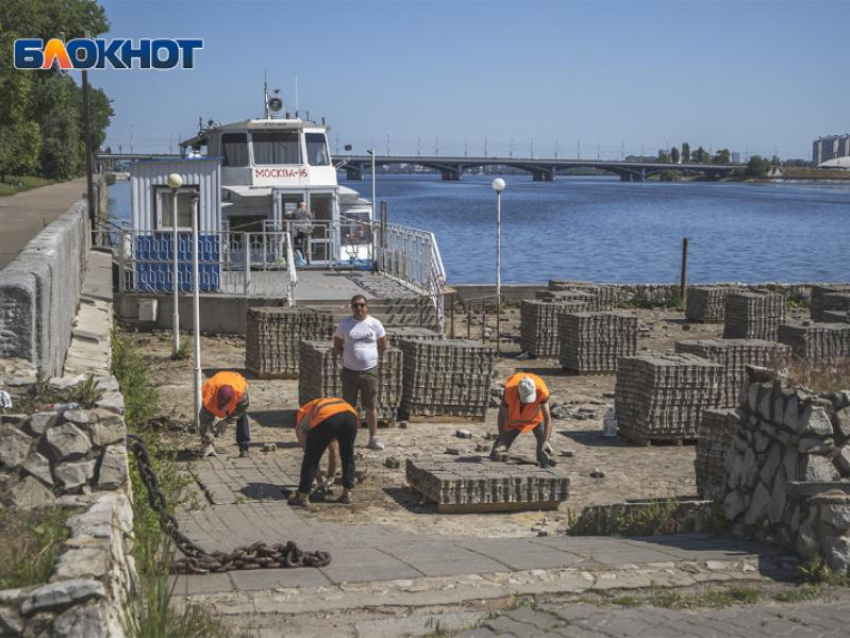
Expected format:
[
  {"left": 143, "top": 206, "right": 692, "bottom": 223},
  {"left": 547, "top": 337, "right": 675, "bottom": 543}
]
[{"left": 96, "top": 0, "right": 850, "bottom": 160}]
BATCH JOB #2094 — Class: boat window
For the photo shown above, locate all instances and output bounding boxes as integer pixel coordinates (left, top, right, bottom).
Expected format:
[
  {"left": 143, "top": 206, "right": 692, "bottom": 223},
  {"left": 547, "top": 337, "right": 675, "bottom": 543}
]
[
  {"left": 253, "top": 131, "right": 300, "bottom": 165},
  {"left": 221, "top": 133, "right": 249, "bottom": 167},
  {"left": 305, "top": 133, "right": 330, "bottom": 166},
  {"left": 155, "top": 186, "right": 199, "bottom": 231}
]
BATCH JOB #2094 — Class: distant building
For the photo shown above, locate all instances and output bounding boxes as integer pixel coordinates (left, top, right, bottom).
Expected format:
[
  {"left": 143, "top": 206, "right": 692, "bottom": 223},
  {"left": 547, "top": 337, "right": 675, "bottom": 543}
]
[
  {"left": 813, "top": 134, "right": 850, "bottom": 165},
  {"left": 731, "top": 152, "right": 741, "bottom": 164}
]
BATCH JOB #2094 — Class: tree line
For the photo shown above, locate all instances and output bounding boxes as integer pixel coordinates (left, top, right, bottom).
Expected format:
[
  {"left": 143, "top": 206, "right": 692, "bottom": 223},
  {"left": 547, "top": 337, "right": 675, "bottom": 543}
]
[
  {"left": 0, "top": 0, "right": 113, "bottom": 182},
  {"left": 656, "top": 142, "right": 781, "bottom": 177}
]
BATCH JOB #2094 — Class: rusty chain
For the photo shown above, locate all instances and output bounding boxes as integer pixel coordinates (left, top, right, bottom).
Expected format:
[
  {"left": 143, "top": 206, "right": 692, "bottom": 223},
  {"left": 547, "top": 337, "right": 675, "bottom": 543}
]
[{"left": 126, "top": 434, "right": 332, "bottom": 575}]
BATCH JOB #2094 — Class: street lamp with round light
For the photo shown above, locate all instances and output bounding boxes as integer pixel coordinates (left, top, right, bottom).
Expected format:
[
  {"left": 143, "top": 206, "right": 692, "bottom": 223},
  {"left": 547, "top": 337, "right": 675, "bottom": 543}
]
[
  {"left": 492, "top": 178, "right": 506, "bottom": 352},
  {"left": 167, "top": 173, "right": 183, "bottom": 356}
]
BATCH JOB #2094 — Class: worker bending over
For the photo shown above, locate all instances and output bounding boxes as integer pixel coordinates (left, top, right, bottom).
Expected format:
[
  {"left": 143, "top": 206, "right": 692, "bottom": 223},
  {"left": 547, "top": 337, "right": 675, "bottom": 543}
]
[
  {"left": 490, "top": 373, "right": 555, "bottom": 467},
  {"left": 289, "top": 398, "right": 358, "bottom": 508},
  {"left": 200, "top": 371, "right": 251, "bottom": 458}
]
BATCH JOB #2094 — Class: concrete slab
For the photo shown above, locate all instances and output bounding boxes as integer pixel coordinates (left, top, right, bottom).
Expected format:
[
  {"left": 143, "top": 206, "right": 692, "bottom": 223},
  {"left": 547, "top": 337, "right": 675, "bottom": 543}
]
[
  {"left": 228, "top": 567, "right": 332, "bottom": 591},
  {"left": 171, "top": 574, "right": 234, "bottom": 595}
]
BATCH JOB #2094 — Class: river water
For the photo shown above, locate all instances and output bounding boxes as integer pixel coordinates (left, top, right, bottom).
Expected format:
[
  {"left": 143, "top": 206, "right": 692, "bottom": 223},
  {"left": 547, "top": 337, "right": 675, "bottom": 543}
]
[{"left": 109, "top": 175, "right": 849, "bottom": 285}]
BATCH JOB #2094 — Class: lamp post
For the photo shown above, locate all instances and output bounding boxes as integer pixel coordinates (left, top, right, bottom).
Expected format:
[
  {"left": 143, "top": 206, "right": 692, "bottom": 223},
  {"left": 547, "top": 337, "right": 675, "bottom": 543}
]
[
  {"left": 492, "top": 178, "right": 506, "bottom": 353},
  {"left": 167, "top": 172, "right": 183, "bottom": 357},
  {"left": 367, "top": 148, "right": 376, "bottom": 262},
  {"left": 190, "top": 193, "right": 202, "bottom": 431}
]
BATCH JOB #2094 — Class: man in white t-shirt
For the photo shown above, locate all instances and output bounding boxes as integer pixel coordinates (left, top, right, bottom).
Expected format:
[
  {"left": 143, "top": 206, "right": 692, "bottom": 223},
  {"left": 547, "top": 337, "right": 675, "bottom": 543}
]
[{"left": 334, "top": 294, "right": 387, "bottom": 450}]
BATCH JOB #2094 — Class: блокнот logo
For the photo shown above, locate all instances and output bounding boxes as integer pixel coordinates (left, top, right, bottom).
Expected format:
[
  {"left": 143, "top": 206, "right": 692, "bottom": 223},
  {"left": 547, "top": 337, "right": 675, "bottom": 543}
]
[{"left": 14, "top": 38, "right": 203, "bottom": 70}]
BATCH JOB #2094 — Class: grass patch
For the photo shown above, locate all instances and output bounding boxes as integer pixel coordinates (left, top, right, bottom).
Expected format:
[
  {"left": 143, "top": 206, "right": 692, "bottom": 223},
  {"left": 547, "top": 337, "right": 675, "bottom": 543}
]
[
  {"left": 566, "top": 498, "right": 728, "bottom": 537},
  {"left": 647, "top": 584, "right": 762, "bottom": 609},
  {"left": 799, "top": 556, "right": 850, "bottom": 587},
  {"left": 112, "top": 329, "right": 237, "bottom": 638},
  {"left": 9, "top": 372, "right": 102, "bottom": 415},
  {"left": 172, "top": 336, "right": 192, "bottom": 361},
  {"left": 0, "top": 175, "right": 53, "bottom": 197},
  {"left": 0, "top": 507, "right": 69, "bottom": 589},
  {"left": 609, "top": 595, "right": 642, "bottom": 607},
  {"left": 772, "top": 585, "right": 822, "bottom": 603}
]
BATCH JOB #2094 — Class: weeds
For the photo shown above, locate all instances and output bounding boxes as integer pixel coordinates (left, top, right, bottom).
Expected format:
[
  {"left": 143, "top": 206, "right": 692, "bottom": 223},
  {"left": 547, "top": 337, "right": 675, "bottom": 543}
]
[
  {"left": 646, "top": 584, "right": 762, "bottom": 609},
  {"left": 112, "top": 329, "right": 237, "bottom": 638},
  {"left": 776, "top": 356, "right": 850, "bottom": 394},
  {"left": 799, "top": 556, "right": 850, "bottom": 587},
  {"left": 568, "top": 497, "right": 686, "bottom": 537},
  {"left": 15, "top": 371, "right": 102, "bottom": 412},
  {"left": 772, "top": 585, "right": 822, "bottom": 603},
  {"left": 172, "top": 336, "right": 192, "bottom": 361},
  {"left": 68, "top": 374, "right": 101, "bottom": 408},
  {"left": 0, "top": 507, "right": 69, "bottom": 589}
]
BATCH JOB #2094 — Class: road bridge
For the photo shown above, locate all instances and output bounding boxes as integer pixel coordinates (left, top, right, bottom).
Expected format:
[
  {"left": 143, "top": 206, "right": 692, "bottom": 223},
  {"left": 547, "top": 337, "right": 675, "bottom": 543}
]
[{"left": 338, "top": 154, "right": 743, "bottom": 182}]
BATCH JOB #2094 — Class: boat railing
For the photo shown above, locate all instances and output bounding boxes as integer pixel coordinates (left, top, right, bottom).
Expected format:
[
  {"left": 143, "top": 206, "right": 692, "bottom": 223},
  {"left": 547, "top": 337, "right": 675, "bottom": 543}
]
[{"left": 372, "top": 221, "right": 447, "bottom": 334}]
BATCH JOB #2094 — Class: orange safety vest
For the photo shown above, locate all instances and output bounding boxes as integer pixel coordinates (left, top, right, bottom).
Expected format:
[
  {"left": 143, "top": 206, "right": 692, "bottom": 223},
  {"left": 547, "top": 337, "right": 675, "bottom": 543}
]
[
  {"left": 296, "top": 398, "right": 357, "bottom": 430},
  {"left": 503, "top": 372, "right": 550, "bottom": 433},
  {"left": 202, "top": 371, "right": 248, "bottom": 419}
]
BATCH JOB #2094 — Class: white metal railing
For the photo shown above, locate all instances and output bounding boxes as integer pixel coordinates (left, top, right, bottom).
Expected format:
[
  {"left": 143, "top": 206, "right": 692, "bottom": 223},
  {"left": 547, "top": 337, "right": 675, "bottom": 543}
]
[
  {"left": 284, "top": 229, "right": 297, "bottom": 306},
  {"left": 374, "top": 221, "right": 447, "bottom": 333}
]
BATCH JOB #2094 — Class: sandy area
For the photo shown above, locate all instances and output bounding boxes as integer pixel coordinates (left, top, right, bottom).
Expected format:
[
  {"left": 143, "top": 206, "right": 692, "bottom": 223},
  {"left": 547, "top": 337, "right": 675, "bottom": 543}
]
[{"left": 122, "top": 303, "right": 808, "bottom": 538}]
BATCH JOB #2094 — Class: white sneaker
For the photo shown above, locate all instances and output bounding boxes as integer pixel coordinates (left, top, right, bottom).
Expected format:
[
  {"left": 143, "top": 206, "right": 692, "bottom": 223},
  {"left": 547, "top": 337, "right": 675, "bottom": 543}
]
[{"left": 367, "top": 437, "right": 385, "bottom": 451}]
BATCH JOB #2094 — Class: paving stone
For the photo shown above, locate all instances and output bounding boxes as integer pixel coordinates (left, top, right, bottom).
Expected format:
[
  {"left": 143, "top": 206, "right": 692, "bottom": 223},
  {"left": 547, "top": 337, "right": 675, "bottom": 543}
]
[
  {"left": 812, "top": 285, "right": 850, "bottom": 322},
  {"left": 558, "top": 311, "right": 637, "bottom": 374},
  {"left": 723, "top": 291, "right": 785, "bottom": 340},
  {"left": 245, "top": 307, "right": 335, "bottom": 377},
  {"left": 615, "top": 353, "right": 723, "bottom": 441},
  {"left": 521, "top": 299, "right": 592, "bottom": 357},
  {"left": 779, "top": 322, "right": 850, "bottom": 362},
  {"left": 685, "top": 286, "right": 743, "bottom": 322},
  {"left": 405, "top": 457, "right": 569, "bottom": 512},
  {"left": 695, "top": 407, "right": 740, "bottom": 499}
]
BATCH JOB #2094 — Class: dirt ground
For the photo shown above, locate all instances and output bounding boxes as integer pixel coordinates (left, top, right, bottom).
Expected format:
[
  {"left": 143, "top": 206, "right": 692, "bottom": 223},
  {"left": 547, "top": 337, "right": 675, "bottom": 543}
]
[{"left": 122, "top": 303, "right": 809, "bottom": 539}]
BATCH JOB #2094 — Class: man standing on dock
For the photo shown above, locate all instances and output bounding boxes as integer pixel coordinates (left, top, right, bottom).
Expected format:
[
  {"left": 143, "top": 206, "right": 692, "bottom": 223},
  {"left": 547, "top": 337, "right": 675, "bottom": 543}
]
[
  {"left": 490, "top": 373, "right": 554, "bottom": 467},
  {"left": 292, "top": 201, "right": 313, "bottom": 258},
  {"left": 334, "top": 294, "right": 387, "bottom": 450}
]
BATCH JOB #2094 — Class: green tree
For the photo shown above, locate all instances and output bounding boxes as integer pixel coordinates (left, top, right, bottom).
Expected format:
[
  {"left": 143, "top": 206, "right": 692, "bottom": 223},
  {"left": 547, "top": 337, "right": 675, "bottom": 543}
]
[
  {"left": 657, "top": 149, "right": 670, "bottom": 163},
  {"left": 681, "top": 142, "right": 691, "bottom": 163},
  {"left": 714, "top": 148, "right": 731, "bottom": 165},
  {"left": 0, "top": 0, "right": 112, "bottom": 180},
  {"left": 746, "top": 155, "right": 771, "bottom": 177},
  {"left": 670, "top": 146, "right": 680, "bottom": 164},
  {"left": 694, "top": 146, "right": 709, "bottom": 163}
]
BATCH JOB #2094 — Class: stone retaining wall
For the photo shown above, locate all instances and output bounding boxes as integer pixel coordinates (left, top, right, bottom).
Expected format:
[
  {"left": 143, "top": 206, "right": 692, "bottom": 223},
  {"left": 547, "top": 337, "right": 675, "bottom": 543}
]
[
  {"left": 722, "top": 366, "right": 850, "bottom": 573},
  {"left": 0, "top": 363, "right": 138, "bottom": 637},
  {"left": 0, "top": 201, "right": 90, "bottom": 377}
]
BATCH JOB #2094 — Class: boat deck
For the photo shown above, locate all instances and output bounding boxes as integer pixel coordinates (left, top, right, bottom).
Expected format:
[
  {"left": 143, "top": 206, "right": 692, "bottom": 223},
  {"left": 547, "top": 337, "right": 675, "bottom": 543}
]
[{"left": 293, "top": 270, "right": 420, "bottom": 302}]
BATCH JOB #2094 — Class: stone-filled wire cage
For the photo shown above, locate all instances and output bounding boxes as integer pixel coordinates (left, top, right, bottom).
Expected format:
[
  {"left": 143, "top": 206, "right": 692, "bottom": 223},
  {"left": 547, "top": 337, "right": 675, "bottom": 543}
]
[
  {"left": 245, "top": 307, "right": 335, "bottom": 378},
  {"left": 398, "top": 338, "right": 495, "bottom": 420},
  {"left": 298, "top": 340, "right": 403, "bottom": 423}
]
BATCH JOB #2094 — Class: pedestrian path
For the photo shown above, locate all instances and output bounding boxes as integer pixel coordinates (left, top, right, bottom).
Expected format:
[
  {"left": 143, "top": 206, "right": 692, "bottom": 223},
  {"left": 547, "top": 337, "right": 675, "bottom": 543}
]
[
  {"left": 176, "top": 456, "right": 795, "bottom": 608},
  {"left": 0, "top": 178, "right": 87, "bottom": 269}
]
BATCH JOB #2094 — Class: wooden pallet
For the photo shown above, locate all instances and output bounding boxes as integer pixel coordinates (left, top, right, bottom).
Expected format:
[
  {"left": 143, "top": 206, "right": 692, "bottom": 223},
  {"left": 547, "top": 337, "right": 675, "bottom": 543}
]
[
  {"left": 414, "top": 488, "right": 561, "bottom": 514},
  {"left": 619, "top": 431, "right": 698, "bottom": 447}
]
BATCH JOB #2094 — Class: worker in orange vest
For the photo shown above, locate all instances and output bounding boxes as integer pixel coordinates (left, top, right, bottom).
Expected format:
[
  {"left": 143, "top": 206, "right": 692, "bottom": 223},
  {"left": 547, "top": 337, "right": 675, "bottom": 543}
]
[
  {"left": 289, "top": 398, "right": 359, "bottom": 508},
  {"left": 200, "top": 371, "right": 251, "bottom": 458},
  {"left": 490, "top": 373, "right": 555, "bottom": 467}
]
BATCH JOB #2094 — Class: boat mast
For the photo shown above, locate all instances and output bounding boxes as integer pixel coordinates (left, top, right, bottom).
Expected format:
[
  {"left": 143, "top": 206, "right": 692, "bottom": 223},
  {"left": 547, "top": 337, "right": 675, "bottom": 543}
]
[{"left": 263, "top": 70, "right": 269, "bottom": 119}]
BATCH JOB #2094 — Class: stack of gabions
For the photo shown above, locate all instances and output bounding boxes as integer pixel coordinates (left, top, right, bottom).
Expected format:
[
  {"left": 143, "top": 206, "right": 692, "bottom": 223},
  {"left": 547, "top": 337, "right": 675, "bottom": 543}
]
[
  {"left": 685, "top": 286, "right": 742, "bottom": 323},
  {"left": 558, "top": 311, "right": 638, "bottom": 374},
  {"left": 695, "top": 407, "right": 742, "bottom": 500},
  {"left": 298, "top": 340, "right": 402, "bottom": 422},
  {"left": 675, "top": 338, "right": 792, "bottom": 407},
  {"left": 723, "top": 291, "right": 786, "bottom": 340},
  {"left": 399, "top": 338, "right": 495, "bottom": 420},
  {"left": 778, "top": 323, "right": 850, "bottom": 362},
  {"left": 245, "top": 307, "right": 334, "bottom": 378},
  {"left": 520, "top": 299, "right": 591, "bottom": 357},
  {"left": 811, "top": 285, "right": 850, "bottom": 322},
  {"left": 615, "top": 353, "right": 723, "bottom": 442}
]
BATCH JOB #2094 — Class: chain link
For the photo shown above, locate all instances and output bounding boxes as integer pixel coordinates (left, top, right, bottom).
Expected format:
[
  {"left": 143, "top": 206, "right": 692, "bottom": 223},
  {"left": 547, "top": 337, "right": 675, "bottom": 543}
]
[{"left": 126, "top": 434, "right": 332, "bottom": 574}]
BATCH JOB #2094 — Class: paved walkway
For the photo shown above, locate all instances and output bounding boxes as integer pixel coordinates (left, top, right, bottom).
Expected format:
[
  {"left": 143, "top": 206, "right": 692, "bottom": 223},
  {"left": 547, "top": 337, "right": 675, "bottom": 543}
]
[
  {"left": 176, "top": 456, "right": 794, "bottom": 607},
  {"left": 0, "top": 178, "right": 87, "bottom": 269},
  {"left": 457, "top": 599, "right": 850, "bottom": 638}
]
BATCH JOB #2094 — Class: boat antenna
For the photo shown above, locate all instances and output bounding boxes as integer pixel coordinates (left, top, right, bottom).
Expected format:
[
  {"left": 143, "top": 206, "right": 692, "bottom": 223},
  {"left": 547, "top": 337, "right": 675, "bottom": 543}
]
[
  {"left": 295, "top": 73, "right": 299, "bottom": 115},
  {"left": 263, "top": 70, "right": 269, "bottom": 119}
]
